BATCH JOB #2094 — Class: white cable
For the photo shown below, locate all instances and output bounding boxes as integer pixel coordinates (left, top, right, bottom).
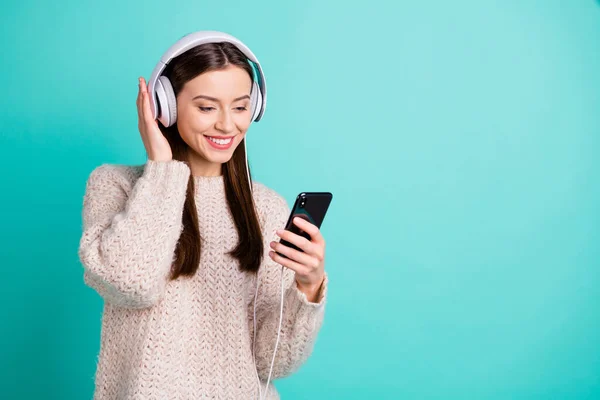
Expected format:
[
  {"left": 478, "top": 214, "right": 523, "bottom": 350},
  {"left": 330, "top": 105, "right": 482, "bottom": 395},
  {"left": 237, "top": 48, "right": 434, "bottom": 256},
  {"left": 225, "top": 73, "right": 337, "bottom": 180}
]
[
  {"left": 246, "top": 138, "right": 285, "bottom": 400},
  {"left": 261, "top": 267, "right": 285, "bottom": 400},
  {"left": 252, "top": 273, "right": 263, "bottom": 399},
  {"left": 252, "top": 266, "right": 285, "bottom": 400}
]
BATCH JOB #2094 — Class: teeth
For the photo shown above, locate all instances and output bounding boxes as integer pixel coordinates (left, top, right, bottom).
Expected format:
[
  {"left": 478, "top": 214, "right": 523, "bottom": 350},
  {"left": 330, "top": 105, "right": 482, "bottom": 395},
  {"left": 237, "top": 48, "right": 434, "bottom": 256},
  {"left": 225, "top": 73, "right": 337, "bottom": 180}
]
[{"left": 208, "top": 137, "right": 232, "bottom": 145}]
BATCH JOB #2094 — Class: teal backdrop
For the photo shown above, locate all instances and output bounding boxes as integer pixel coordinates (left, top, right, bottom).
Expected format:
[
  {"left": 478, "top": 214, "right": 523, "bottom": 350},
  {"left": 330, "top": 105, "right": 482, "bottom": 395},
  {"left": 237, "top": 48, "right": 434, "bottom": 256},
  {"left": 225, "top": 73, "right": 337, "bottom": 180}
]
[{"left": 1, "top": 0, "right": 599, "bottom": 399}]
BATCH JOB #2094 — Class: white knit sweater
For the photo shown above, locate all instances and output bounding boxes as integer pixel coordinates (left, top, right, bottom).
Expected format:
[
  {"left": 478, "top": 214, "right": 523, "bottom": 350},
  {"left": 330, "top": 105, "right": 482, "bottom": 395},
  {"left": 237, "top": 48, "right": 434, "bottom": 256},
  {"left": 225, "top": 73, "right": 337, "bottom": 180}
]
[{"left": 78, "top": 160, "right": 328, "bottom": 399}]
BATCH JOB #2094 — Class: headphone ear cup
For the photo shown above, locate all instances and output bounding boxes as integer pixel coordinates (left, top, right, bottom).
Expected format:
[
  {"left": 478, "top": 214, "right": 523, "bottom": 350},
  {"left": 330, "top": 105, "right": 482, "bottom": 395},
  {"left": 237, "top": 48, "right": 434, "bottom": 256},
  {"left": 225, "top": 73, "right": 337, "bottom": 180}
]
[
  {"left": 250, "top": 80, "right": 262, "bottom": 121},
  {"left": 155, "top": 76, "right": 177, "bottom": 127}
]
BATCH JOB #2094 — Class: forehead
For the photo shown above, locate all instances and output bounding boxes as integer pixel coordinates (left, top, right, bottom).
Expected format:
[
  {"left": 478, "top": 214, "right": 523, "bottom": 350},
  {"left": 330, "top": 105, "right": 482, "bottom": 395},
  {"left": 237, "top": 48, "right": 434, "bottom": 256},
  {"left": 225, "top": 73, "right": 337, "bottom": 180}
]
[{"left": 182, "top": 66, "right": 252, "bottom": 98}]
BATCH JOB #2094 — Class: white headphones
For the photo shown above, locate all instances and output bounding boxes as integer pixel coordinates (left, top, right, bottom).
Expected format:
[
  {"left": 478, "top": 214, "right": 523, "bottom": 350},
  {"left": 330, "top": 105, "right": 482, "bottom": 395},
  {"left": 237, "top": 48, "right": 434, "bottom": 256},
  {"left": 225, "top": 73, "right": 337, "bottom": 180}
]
[
  {"left": 147, "top": 30, "right": 267, "bottom": 128},
  {"left": 147, "top": 31, "right": 281, "bottom": 400}
]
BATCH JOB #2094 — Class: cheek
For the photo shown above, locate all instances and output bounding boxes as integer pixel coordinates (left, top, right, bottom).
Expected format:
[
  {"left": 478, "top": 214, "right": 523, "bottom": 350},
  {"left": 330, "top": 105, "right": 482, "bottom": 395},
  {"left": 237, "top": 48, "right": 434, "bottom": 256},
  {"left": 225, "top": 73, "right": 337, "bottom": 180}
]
[
  {"left": 188, "top": 114, "right": 214, "bottom": 133},
  {"left": 178, "top": 107, "right": 211, "bottom": 131},
  {"left": 235, "top": 115, "right": 252, "bottom": 132},
  {"left": 178, "top": 119, "right": 212, "bottom": 150}
]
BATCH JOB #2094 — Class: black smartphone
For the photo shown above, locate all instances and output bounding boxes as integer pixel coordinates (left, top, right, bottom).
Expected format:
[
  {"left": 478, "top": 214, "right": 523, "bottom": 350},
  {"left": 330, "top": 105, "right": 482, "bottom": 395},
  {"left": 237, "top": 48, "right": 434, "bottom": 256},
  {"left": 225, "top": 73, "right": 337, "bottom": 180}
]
[{"left": 276, "top": 192, "right": 333, "bottom": 258}]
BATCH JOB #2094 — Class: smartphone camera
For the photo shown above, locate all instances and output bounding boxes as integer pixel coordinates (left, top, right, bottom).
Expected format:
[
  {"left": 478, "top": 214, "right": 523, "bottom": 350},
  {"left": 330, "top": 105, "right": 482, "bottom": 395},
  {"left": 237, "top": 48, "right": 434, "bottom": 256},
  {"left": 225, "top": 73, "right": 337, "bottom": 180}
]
[{"left": 300, "top": 196, "right": 306, "bottom": 208}]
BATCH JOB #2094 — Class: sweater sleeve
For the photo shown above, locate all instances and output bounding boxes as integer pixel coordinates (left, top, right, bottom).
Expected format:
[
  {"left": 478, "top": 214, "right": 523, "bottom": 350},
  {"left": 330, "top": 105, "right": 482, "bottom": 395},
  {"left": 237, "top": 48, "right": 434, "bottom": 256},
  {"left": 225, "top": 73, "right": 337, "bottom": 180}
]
[
  {"left": 252, "top": 193, "right": 329, "bottom": 381},
  {"left": 78, "top": 160, "right": 191, "bottom": 309}
]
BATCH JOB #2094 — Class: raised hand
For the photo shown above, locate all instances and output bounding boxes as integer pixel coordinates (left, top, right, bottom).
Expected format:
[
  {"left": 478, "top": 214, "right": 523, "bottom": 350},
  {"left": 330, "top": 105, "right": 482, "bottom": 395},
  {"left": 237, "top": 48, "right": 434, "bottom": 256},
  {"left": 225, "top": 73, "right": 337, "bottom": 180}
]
[{"left": 137, "top": 77, "right": 173, "bottom": 162}]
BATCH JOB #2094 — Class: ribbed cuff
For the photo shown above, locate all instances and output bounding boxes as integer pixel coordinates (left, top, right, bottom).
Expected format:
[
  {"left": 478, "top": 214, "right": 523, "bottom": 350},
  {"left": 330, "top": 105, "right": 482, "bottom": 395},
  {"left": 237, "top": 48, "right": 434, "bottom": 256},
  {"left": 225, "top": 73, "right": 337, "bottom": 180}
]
[{"left": 288, "top": 272, "right": 328, "bottom": 310}]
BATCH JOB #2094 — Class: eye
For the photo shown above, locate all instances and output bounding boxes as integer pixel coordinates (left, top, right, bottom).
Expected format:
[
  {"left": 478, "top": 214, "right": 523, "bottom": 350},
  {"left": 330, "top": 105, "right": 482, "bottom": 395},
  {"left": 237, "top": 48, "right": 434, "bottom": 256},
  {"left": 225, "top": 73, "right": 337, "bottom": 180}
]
[
  {"left": 198, "top": 107, "right": 215, "bottom": 112},
  {"left": 235, "top": 106, "right": 248, "bottom": 111}
]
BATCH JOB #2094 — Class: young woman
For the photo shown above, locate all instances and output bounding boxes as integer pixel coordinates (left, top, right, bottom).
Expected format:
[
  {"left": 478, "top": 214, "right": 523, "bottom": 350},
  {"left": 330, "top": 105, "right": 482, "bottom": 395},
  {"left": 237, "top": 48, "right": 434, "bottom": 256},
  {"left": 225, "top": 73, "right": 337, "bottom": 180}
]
[{"left": 78, "top": 32, "right": 328, "bottom": 399}]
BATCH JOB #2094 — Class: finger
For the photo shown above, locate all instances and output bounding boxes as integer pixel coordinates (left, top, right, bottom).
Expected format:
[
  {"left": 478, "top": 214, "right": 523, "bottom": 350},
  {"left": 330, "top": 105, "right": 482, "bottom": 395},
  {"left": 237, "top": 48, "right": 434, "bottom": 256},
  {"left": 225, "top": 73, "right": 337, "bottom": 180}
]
[
  {"left": 276, "top": 229, "right": 317, "bottom": 255},
  {"left": 136, "top": 78, "right": 142, "bottom": 115},
  {"left": 137, "top": 78, "right": 149, "bottom": 150},
  {"left": 137, "top": 79, "right": 146, "bottom": 126},
  {"left": 136, "top": 79, "right": 142, "bottom": 118},
  {"left": 140, "top": 79, "right": 149, "bottom": 121},
  {"left": 269, "top": 251, "right": 308, "bottom": 275},
  {"left": 140, "top": 78, "right": 155, "bottom": 123},
  {"left": 270, "top": 240, "right": 315, "bottom": 267},
  {"left": 293, "top": 217, "right": 325, "bottom": 245}
]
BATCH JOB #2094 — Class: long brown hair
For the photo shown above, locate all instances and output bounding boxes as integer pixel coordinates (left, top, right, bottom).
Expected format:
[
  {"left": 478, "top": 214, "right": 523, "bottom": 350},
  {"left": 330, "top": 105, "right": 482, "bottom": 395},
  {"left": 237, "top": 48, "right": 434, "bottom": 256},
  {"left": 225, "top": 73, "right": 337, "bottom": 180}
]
[{"left": 156, "top": 42, "right": 264, "bottom": 280}]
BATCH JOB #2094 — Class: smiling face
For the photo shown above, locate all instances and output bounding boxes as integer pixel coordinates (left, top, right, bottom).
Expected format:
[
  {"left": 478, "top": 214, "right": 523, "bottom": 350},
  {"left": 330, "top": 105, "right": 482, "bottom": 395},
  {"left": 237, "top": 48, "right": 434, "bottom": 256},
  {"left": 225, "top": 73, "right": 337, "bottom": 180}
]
[{"left": 175, "top": 65, "right": 254, "bottom": 176}]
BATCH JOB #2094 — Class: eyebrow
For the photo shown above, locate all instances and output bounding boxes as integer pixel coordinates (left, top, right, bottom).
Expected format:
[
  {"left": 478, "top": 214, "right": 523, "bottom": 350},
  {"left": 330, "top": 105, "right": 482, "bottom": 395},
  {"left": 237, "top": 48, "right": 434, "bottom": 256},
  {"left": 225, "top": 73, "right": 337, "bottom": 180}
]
[{"left": 192, "top": 94, "right": 250, "bottom": 102}]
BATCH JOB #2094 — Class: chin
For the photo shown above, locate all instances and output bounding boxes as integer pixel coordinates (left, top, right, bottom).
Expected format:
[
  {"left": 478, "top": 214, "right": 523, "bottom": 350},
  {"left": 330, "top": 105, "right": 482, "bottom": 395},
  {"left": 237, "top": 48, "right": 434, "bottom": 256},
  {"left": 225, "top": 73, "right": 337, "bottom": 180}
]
[
  {"left": 204, "top": 144, "right": 240, "bottom": 160},
  {"left": 206, "top": 153, "right": 235, "bottom": 164}
]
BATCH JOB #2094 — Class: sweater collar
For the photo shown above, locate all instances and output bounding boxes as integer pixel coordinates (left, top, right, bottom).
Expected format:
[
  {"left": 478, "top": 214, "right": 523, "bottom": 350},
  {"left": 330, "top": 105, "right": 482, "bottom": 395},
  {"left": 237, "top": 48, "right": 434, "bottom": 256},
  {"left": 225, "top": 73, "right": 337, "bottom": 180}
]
[{"left": 193, "top": 174, "right": 225, "bottom": 193}]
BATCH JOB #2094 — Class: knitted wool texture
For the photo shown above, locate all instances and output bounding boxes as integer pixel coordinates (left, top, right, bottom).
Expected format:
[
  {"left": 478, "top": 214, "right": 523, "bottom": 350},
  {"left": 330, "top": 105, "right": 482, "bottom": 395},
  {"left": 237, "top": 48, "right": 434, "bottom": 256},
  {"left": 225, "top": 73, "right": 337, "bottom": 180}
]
[{"left": 78, "top": 160, "right": 328, "bottom": 400}]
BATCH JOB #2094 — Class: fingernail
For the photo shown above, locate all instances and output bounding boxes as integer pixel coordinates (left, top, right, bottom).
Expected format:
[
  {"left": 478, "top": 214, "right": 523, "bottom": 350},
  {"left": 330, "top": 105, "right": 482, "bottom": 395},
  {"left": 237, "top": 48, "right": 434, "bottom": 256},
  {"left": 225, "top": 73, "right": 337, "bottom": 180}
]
[{"left": 276, "top": 229, "right": 283, "bottom": 235}]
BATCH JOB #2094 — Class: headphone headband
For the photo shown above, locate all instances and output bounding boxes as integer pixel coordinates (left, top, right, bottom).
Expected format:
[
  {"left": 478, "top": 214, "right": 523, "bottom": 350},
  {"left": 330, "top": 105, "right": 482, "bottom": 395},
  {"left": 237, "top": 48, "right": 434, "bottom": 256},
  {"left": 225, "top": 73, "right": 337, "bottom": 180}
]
[{"left": 147, "top": 30, "right": 267, "bottom": 122}]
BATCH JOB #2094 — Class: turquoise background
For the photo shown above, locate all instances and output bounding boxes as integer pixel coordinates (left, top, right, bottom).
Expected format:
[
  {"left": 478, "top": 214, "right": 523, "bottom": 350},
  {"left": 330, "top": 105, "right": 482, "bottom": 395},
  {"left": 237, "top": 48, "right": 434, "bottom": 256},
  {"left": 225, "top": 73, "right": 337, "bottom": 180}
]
[{"left": 1, "top": 0, "right": 599, "bottom": 398}]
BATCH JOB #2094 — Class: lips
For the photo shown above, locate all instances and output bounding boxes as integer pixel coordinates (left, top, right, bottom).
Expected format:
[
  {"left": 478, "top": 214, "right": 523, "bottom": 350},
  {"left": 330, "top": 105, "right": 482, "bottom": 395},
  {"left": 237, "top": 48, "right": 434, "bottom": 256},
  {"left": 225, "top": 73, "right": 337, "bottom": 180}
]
[
  {"left": 204, "top": 135, "right": 235, "bottom": 139},
  {"left": 204, "top": 134, "right": 234, "bottom": 150}
]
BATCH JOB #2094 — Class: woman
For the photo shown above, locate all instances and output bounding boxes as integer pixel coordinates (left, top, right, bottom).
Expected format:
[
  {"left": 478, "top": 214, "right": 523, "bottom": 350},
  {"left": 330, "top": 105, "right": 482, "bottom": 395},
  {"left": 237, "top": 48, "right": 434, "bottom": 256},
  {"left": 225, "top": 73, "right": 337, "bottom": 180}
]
[{"left": 78, "top": 32, "right": 328, "bottom": 399}]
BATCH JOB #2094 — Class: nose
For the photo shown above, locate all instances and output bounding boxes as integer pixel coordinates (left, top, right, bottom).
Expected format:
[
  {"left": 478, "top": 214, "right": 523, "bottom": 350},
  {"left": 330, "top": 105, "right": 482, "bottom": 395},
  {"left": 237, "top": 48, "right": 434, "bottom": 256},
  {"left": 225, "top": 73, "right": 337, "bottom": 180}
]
[{"left": 215, "top": 109, "right": 235, "bottom": 133}]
